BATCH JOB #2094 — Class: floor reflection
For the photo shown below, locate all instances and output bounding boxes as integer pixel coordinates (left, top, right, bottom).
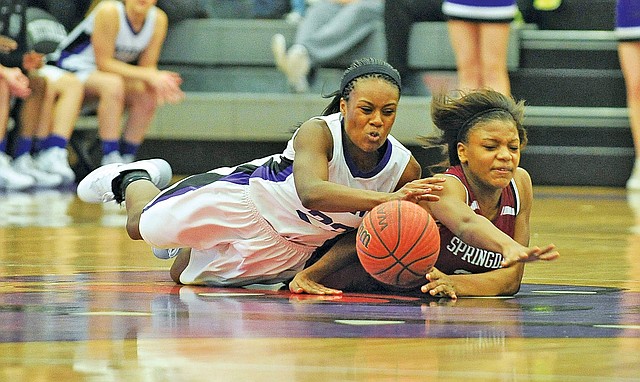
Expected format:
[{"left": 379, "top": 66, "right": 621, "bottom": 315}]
[
  {"left": 0, "top": 188, "right": 128, "bottom": 228},
  {"left": 0, "top": 189, "right": 74, "bottom": 227},
  {"left": 0, "top": 271, "right": 637, "bottom": 343}
]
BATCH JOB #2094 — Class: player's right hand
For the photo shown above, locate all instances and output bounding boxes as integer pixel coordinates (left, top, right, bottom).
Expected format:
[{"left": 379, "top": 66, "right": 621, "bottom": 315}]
[{"left": 394, "top": 176, "right": 445, "bottom": 203}]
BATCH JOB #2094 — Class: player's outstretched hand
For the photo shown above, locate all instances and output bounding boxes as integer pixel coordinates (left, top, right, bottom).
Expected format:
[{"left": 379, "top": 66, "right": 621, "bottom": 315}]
[
  {"left": 394, "top": 176, "right": 445, "bottom": 203},
  {"left": 289, "top": 270, "right": 343, "bottom": 295},
  {"left": 421, "top": 267, "right": 458, "bottom": 300},
  {"left": 501, "top": 244, "right": 559, "bottom": 267}
]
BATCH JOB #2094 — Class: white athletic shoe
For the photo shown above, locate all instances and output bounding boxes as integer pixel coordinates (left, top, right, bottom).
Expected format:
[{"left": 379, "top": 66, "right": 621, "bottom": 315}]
[
  {"left": 13, "top": 154, "right": 63, "bottom": 188},
  {"left": 101, "top": 151, "right": 124, "bottom": 166},
  {"left": 77, "top": 158, "right": 172, "bottom": 203},
  {"left": 152, "top": 247, "right": 182, "bottom": 260},
  {"left": 286, "top": 44, "right": 310, "bottom": 93},
  {"left": 272, "top": 33, "right": 288, "bottom": 75},
  {"left": 34, "top": 147, "right": 76, "bottom": 184},
  {"left": 0, "top": 152, "right": 35, "bottom": 190}
]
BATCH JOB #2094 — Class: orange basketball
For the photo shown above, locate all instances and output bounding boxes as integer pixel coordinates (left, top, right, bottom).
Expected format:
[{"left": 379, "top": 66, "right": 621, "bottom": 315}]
[{"left": 356, "top": 200, "right": 440, "bottom": 289}]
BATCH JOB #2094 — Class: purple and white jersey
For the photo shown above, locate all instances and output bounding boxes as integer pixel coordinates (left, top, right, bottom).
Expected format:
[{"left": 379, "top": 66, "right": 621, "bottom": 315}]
[
  {"left": 249, "top": 112, "right": 412, "bottom": 247},
  {"left": 50, "top": 1, "right": 158, "bottom": 73},
  {"left": 147, "top": 112, "right": 412, "bottom": 249},
  {"left": 442, "top": 0, "right": 518, "bottom": 22},
  {"left": 616, "top": 0, "right": 640, "bottom": 41}
]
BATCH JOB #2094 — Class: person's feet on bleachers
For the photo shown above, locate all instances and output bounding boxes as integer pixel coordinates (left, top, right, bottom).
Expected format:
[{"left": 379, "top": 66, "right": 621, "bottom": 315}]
[{"left": 271, "top": 34, "right": 311, "bottom": 93}]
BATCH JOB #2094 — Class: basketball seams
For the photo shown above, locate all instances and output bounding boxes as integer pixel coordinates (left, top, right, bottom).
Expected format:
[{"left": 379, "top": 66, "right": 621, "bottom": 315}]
[
  {"left": 374, "top": 205, "right": 436, "bottom": 286},
  {"left": 356, "top": 200, "right": 440, "bottom": 288}
]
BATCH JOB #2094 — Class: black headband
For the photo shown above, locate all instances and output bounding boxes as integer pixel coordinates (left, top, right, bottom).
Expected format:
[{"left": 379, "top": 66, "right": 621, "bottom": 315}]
[
  {"left": 457, "top": 107, "right": 505, "bottom": 142},
  {"left": 340, "top": 63, "right": 402, "bottom": 94}
]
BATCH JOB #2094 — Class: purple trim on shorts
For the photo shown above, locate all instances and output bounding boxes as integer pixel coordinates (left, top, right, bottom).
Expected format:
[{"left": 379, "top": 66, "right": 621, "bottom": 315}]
[
  {"left": 250, "top": 164, "right": 293, "bottom": 182},
  {"left": 142, "top": 185, "right": 198, "bottom": 212}
]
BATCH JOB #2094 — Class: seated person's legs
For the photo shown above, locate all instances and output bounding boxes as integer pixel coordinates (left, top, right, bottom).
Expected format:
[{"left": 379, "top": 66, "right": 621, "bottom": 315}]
[
  {"left": 84, "top": 70, "right": 126, "bottom": 165},
  {"left": 120, "top": 79, "right": 159, "bottom": 163},
  {"left": 32, "top": 72, "right": 84, "bottom": 184},
  {"left": 13, "top": 75, "right": 63, "bottom": 187}
]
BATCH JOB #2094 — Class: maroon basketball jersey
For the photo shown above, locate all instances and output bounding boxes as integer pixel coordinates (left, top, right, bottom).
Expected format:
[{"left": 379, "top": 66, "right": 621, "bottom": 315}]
[{"left": 435, "top": 165, "right": 519, "bottom": 275}]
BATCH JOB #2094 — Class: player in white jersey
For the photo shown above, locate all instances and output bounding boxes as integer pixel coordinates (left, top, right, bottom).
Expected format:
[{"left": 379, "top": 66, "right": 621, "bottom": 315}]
[
  {"left": 42, "top": 0, "right": 184, "bottom": 166},
  {"left": 76, "top": 58, "right": 445, "bottom": 293}
]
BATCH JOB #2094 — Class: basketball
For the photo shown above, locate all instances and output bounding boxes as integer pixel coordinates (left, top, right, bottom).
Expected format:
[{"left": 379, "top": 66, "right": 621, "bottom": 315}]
[{"left": 356, "top": 200, "right": 440, "bottom": 289}]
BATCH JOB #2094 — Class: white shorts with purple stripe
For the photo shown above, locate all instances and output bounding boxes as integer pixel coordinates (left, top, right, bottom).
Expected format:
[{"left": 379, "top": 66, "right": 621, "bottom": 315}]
[{"left": 139, "top": 176, "right": 315, "bottom": 287}]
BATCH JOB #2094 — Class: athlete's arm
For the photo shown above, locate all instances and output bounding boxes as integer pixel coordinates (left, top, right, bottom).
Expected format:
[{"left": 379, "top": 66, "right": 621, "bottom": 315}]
[
  {"left": 420, "top": 168, "right": 557, "bottom": 298},
  {"left": 289, "top": 232, "right": 357, "bottom": 295},
  {"left": 293, "top": 120, "right": 440, "bottom": 213}
]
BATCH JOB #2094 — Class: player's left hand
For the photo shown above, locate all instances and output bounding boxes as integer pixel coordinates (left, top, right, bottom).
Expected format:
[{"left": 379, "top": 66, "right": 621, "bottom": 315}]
[
  {"left": 289, "top": 270, "right": 343, "bottom": 295},
  {"left": 501, "top": 244, "right": 559, "bottom": 267},
  {"left": 421, "top": 267, "right": 458, "bottom": 299}
]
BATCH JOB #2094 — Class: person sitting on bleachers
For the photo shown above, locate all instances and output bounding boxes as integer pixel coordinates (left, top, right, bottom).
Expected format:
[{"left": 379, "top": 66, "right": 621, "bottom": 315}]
[
  {"left": 271, "top": 0, "right": 384, "bottom": 93},
  {"left": 43, "top": 0, "right": 184, "bottom": 166}
]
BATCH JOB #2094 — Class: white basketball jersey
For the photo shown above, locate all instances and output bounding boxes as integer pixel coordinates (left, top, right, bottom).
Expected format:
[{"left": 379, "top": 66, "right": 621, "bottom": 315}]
[
  {"left": 51, "top": 1, "right": 157, "bottom": 72},
  {"left": 249, "top": 112, "right": 412, "bottom": 247}
]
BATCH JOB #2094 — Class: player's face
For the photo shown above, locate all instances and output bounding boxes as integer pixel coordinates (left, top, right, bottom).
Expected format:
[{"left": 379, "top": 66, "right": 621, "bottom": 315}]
[
  {"left": 457, "top": 120, "right": 521, "bottom": 190},
  {"left": 340, "top": 78, "right": 399, "bottom": 153}
]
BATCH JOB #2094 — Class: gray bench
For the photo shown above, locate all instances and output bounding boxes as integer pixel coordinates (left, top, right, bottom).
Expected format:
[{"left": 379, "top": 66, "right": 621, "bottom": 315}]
[{"left": 159, "top": 19, "right": 525, "bottom": 72}]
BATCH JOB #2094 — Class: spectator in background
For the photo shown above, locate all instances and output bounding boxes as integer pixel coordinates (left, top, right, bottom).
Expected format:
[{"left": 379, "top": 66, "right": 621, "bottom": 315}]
[
  {"left": 44, "top": 0, "right": 184, "bottom": 166},
  {"left": 272, "top": 0, "right": 385, "bottom": 93},
  {"left": 383, "top": 0, "right": 444, "bottom": 96},
  {"left": 11, "top": 6, "right": 85, "bottom": 187},
  {"left": 0, "top": 63, "right": 35, "bottom": 190},
  {"left": 442, "top": 0, "right": 517, "bottom": 96},
  {"left": 0, "top": 0, "right": 37, "bottom": 190},
  {"left": 616, "top": 0, "right": 640, "bottom": 190},
  {"left": 16, "top": 54, "right": 83, "bottom": 186}
]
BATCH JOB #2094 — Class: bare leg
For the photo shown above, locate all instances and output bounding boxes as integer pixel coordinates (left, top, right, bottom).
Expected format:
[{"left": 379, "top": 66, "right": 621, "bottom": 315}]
[
  {"left": 447, "top": 20, "right": 482, "bottom": 92},
  {"left": 479, "top": 22, "right": 511, "bottom": 96},
  {"left": 19, "top": 75, "right": 46, "bottom": 140},
  {"left": 84, "top": 71, "right": 125, "bottom": 141},
  {"left": 123, "top": 179, "right": 162, "bottom": 240},
  {"left": 122, "top": 80, "right": 158, "bottom": 145},
  {"left": 49, "top": 73, "right": 84, "bottom": 139},
  {"left": 619, "top": 42, "right": 640, "bottom": 161},
  {"left": 0, "top": 79, "right": 11, "bottom": 139},
  {"left": 170, "top": 248, "right": 192, "bottom": 284}
]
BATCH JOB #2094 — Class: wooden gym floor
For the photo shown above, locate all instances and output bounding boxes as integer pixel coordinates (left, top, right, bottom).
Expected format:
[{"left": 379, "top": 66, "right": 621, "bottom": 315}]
[{"left": 0, "top": 185, "right": 638, "bottom": 381}]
